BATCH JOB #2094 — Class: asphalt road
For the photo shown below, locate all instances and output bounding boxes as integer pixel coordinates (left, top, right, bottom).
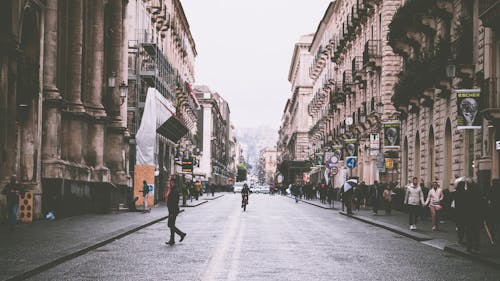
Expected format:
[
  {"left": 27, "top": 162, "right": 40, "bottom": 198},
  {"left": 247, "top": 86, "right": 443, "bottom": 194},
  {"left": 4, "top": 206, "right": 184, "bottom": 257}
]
[{"left": 29, "top": 194, "right": 500, "bottom": 281}]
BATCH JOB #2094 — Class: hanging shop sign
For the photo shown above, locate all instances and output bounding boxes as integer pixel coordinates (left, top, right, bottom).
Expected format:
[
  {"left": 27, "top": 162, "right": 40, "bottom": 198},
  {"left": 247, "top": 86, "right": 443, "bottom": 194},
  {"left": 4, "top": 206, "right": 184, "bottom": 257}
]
[
  {"left": 456, "top": 89, "right": 481, "bottom": 130},
  {"left": 331, "top": 145, "right": 343, "bottom": 161},
  {"left": 182, "top": 157, "right": 194, "bottom": 173},
  {"left": 314, "top": 152, "right": 324, "bottom": 166},
  {"left": 344, "top": 139, "right": 358, "bottom": 157},
  {"left": 496, "top": 141, "right": 500, "bottom": 151},
  {"left": 383, "top": 122, "right": 400, "bottom": 148},
  {"left": 370, "top": 133, "right": 380, "bottom": 150}
]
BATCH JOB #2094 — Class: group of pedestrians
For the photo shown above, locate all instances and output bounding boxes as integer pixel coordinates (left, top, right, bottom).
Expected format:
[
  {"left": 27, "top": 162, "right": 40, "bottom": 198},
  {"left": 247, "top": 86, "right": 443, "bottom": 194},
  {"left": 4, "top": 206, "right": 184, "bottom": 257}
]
[{"left": 403, "top": 176, "right": 500, "bottom": 253}]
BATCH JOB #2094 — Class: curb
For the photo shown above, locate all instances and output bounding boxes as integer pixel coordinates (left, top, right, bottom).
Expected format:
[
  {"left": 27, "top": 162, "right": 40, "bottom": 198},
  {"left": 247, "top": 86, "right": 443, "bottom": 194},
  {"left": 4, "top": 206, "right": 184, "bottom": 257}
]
[
  {"left": 5, "top": 210, "right": 184, "bottom": 281},
  {"left": 287, "top": 196, "right": 336, "bottom": 210},
  {"left": 182, "top": 200, "right": 208, "bottom": 208},
  {"left": 444, "top": 244, "right": 500, "bottom": 268},
  {"left": 339, "top": 211, "right": 432, "bottom": 242},
  {"left": 204, "top": 194, "right": 224, "bottom": 200}
]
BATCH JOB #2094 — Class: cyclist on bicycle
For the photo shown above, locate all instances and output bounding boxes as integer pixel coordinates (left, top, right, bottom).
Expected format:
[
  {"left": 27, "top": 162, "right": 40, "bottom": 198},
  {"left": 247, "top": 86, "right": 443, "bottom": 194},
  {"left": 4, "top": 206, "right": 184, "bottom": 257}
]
[{"left": 241, "top": 183, "right": 250, "bottom": 208}]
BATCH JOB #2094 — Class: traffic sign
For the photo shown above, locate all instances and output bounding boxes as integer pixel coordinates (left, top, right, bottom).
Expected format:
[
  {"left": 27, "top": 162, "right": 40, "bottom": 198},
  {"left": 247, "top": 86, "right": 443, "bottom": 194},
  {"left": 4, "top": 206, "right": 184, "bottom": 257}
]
[
  {"left": 326, "top": 162, "right": 335, "bottom": 169},
  {"left": 346, "top": 157, "right": 357, "bottom": 169},
  {"left": 330, "top": 155, "right": 339, "bottom": 164},
  {"left": 331, "top": 166, "right": 339, "bottom": 176}
]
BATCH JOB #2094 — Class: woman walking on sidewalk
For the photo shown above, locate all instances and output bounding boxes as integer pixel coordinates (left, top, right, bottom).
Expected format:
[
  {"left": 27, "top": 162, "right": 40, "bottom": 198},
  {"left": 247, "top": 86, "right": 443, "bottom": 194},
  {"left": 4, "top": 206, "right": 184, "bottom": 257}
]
[
  {"left": 424, "top": 181, "right": 444, "bottom": 231},
  {"left": 404, "top": 177, "right": 425, "bottom": 230}
]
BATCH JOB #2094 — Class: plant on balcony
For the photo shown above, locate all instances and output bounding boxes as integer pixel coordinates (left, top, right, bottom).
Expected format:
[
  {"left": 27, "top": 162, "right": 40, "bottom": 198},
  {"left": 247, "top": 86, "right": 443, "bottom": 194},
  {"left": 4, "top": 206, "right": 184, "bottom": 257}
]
[
  {"left": 388, "top": 0, "right": 442, "bottom": 56},
  {"left": 392, "top": 39, "right": 449, "bottom": 108}
]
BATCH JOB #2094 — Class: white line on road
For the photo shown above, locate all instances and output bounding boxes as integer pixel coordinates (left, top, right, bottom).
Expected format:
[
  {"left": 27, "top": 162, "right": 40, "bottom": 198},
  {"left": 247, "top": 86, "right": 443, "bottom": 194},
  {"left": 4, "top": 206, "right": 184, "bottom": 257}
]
[{"left": 200, "top": 206, "right": 242, "bottom": 281}]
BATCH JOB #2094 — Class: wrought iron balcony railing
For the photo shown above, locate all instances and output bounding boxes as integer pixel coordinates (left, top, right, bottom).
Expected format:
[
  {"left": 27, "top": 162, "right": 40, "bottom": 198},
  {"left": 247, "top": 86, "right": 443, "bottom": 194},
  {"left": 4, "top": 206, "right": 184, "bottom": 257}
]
[{"left": 363, "top": 40, "right": 382, "bottom": 67}]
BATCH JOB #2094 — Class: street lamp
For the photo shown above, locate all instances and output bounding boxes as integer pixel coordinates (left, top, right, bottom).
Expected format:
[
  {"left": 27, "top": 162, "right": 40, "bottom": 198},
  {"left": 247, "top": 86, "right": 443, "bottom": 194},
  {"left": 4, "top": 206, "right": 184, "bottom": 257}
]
[
  {"left": 108, "top": 72, "right": 117, "bottom": 88},
  {"left": 376, "top": 101, "right": 384, "bottom": 115},
  {"left": 446, "top": 59, "right": 456, "bottom": 79},
  {"left": 119, "top": 81, "right": 128, "bottom": 105},
  {"left": 359, "top": 110, "right": 366, "bottom": 123}
]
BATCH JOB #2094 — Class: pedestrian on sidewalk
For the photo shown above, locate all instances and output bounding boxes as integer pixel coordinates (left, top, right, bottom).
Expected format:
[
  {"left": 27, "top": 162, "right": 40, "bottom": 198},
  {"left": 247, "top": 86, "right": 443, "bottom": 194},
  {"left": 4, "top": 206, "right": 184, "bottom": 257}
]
[
  {"left": 359, "top": 181, "right": 368, "bottom": 208},
  {"left": 327, "top": 184, "right": 335, "bottom": 208},
  {"left": 319, "top": 181, "right": 326, "bottom": 204},
  {"left": 488, "top": 178, "right": 500, "bottom": 243},
  {"left": 383, "top": 185, "right": 392, "bottom": 215},
  {"left": 142, "top": 180, "right": 150, "bottom": 213},
  {"left": 371, "top": 181, "right": 381, "bottom": 214},
  {"left": 194, "top": 181, "right": 201, "bottom": 200},
  {"left": 210, "top": 182, "right": 216, "bottom": 197},
  {"left": 420, "top": 179, "right": 430, "bottom": 221},
  {"left": 404, "top": 177, "right": 425, "bottom": 230},
  {"left": 464, "top": 178, "right": 483, "bottom": 253},
  {"left": 2, "top": 175, "right": 22, "bottom": 229},
  {"left": 424, "top": 181, "right": 444, "bottom": 231},
  {"left": 454, "top": 180, "right": 467, "bottom": 244},
  {"left": 354, "top": 184, "right": 361, "bottom": 212},
  {"left": 343, "top": 178, "right": 356, "bottom": 215},
  {"left": 166, "top": 179, "right": 186, "bottom": 246}
]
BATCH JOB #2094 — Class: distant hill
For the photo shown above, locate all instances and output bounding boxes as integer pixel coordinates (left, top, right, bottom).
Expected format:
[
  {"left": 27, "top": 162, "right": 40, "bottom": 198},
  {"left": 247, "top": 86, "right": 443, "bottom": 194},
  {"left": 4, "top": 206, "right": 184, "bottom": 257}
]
[{"left": 235, "top": 126, "right": 277, "bottom": 168}]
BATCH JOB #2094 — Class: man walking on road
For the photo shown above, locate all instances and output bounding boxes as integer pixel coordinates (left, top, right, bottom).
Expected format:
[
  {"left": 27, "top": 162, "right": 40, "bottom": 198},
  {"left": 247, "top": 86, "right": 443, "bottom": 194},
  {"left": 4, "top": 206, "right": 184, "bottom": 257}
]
[
  {"left": 404, "top": 177, "right": 425, "bottom": 230},
  {"left": 166, "top": 179, "right": 186, "bottom": 246}
]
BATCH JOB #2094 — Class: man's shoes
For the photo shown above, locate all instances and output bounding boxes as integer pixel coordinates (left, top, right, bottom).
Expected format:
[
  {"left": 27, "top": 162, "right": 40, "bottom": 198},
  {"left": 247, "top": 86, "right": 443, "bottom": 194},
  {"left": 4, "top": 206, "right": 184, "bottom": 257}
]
[
  {"left": 180, "top": 233, "right": 186, "bottom": 242},
  {"left": 166, "top": 240, "right": 175, "bottom": 246},
  {"left": 410, "top": 225, "right": 416, "bottom": 230}
]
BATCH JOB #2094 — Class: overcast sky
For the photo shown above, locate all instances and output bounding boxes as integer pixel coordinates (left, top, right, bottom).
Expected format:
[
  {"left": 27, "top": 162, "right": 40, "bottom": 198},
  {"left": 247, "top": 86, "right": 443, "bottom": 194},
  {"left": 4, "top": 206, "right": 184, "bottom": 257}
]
[{"left": 181, "top": 0, "right": 330, "bottom": 130}]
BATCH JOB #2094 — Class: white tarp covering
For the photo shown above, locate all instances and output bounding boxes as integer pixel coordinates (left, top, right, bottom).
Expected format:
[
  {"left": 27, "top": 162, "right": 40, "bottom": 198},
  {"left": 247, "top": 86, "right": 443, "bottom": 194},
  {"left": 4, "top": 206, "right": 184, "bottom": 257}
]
[{"left": 136, "top": 87, "right": 176, "bottom": 165}]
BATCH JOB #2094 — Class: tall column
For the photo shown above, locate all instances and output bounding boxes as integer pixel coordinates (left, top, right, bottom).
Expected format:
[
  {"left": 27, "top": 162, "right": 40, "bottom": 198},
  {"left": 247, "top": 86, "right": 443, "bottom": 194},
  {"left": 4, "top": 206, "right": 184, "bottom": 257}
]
[
  {"left": 64, "top": 0, "right": 84, "bottom": 163},
  {"left": 42, "top": 0, "right": 62, "bottom": 162},
  {"left": 108, "top": 0, "right": 123, "bottom": 119},
  {"left": 86, "top": 0, "right": 106, "bottom": 169},
  {"left": 106, "top": 0, "right": 126, "bottom": 184}
]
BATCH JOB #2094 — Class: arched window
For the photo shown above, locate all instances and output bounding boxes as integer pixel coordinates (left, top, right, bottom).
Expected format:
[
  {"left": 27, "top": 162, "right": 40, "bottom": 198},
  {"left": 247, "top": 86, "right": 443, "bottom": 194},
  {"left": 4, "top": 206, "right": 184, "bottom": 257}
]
[{"left": 428, "top": 126, "right": 435, "bottom": 185}]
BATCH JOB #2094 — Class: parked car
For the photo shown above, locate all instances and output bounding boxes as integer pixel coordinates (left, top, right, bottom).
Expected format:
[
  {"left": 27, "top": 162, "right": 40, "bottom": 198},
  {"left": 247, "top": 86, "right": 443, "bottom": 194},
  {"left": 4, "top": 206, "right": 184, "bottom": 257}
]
[{"left": 233, "top": 182, "right": 245, "bottom": 193}]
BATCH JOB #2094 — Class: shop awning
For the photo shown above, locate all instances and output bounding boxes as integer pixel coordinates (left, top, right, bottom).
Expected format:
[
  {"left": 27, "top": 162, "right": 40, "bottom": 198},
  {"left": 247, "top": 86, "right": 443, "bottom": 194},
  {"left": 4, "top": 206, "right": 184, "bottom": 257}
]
[{"left": 156, "top": 116, "right": 189, "bottom": 143}]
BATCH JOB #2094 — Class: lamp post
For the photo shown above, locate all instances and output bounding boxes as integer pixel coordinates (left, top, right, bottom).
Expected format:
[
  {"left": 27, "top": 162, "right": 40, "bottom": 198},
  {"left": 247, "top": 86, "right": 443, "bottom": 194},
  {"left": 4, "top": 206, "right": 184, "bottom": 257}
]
[
  {"left": 446, "top": 59, "right": 456, "bottom": 80},
  {"left": 119, "top": 81, "right": 128, "bottom": 105}
]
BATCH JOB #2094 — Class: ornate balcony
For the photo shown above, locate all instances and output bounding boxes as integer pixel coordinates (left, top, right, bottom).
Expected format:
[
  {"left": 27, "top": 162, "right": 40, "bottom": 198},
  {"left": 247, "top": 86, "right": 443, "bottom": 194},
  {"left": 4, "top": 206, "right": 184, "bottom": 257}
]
[
  {"left": 363, "top": 40, "right": 382, "bottom": 69},
  {"left": 342, "top": 70, "right": 353, "bottom": 92},
  {"left": 352, "top": 56, "right": 364, "bottom": 82}
]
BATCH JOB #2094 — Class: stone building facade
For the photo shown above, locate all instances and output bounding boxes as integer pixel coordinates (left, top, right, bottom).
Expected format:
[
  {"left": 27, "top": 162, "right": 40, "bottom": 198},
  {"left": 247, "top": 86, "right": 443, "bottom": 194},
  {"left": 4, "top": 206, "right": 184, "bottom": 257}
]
[
  {"left": 303, "top": 0, "right": 402, "bottom": 185},
  {"left": 126, "top": 0, "right": 197, "bottom": 203},
  {"left": 193, "top": 86, "right": 233, "bottom": 187},
  {"left": 1, "top": 0, "right": 130, "bottom": 219},
  {"left": 258, "top": 147, "right": 278, "bottom": 185},
  {"left": 391, "top": 0, "right": 499, "bottom": 189},
  {"left": 277, "top": 34, "right": 314, "bottom": 185}
]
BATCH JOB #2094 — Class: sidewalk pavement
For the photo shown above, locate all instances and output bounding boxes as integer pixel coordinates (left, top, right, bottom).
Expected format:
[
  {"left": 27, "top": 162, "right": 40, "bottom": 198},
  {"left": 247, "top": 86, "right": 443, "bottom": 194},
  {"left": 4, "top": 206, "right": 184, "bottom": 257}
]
[
  {"left": 0, "top": 193, "right": 225, "bottom": 281},
  {"left": 291, "top": 196, "right": 500, "bottom": 268},
  {"left": 287, "top": 195, "right": 336, "bottom": 209}
]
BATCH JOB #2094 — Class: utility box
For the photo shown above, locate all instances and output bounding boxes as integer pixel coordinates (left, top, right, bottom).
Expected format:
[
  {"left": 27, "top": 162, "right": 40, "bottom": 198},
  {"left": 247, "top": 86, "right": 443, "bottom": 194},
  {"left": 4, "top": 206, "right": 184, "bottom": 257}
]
[
  {"left": 18, "top": 192, "right": 33, "bottom": 222},
  {"left": 134, "top": 165, "right": 155, "bottom": 209}
]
